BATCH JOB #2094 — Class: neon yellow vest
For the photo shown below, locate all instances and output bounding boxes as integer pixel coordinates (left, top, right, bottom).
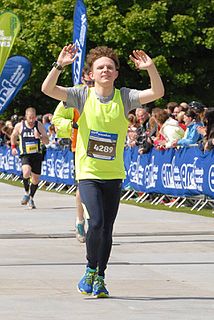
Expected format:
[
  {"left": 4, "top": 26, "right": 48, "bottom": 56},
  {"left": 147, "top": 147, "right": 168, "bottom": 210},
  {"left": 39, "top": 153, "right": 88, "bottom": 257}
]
[
  {"left": 52, "top": 101, "right": 73, "bottom": 138},
  {"left": 76, "top": 88, "right": 129, "bottom": 180}
]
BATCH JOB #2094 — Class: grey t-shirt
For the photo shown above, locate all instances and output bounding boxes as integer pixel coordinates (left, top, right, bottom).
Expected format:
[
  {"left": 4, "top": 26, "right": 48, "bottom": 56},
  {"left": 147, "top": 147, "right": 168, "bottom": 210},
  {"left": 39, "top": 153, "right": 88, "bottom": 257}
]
[{"left": 65, "top": 86, "right": 142, "bottom": 118}]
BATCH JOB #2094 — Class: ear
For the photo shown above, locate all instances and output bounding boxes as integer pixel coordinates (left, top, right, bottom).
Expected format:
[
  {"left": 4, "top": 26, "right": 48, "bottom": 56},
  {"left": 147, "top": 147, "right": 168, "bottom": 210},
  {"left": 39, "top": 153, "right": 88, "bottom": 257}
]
[
  {"left": 114, "top": 70, "right": 119, "bottom": 80},
  {"left": 89, "top": 71, "right": 94, "bottom": 80}
]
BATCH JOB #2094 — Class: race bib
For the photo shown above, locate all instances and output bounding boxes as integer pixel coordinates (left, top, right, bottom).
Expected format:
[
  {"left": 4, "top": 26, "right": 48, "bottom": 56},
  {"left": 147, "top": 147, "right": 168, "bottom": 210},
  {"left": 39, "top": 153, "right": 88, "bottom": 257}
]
[
  {"left": 25, "top": 142, "right": 38, "bottom": 154},
  {"left": 87, "top": 130, "right": 118, "bottom": 160}
]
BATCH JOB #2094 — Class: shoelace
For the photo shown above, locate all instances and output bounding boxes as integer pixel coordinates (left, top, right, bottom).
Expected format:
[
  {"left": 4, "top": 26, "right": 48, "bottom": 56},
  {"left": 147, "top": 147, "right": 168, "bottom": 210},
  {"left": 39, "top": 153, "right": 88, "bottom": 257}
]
[
  {"left": 84, "top": 271, "right": 95, "bottom": 285},
  {"left": 94, "top": 276, "right": 105, "bottom": 290}
]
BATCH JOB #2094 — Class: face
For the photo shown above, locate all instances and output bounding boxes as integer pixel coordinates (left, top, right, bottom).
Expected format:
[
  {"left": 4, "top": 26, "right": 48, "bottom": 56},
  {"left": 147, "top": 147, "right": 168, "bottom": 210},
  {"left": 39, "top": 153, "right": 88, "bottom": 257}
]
[
  {"left": 136, "top": 109, "right": 149, "bottom": 124},
  {"left": 90, "top": 57, "right": 118, "bottom": 87},
  {"left": 26, "top": 111, "right": 36, "bottom": 127},
  {"left": 183, "top": 114, "right": 192, "bottom": 126},
  {"left": 172, "top": 106, "right": 181, "bottom": 119}
]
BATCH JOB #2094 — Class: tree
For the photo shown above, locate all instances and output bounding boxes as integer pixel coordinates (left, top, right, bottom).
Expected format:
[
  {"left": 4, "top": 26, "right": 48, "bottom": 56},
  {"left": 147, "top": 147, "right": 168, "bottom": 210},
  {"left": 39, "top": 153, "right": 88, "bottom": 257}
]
[{"left": 0, "top": 0, "right": 213, "bottom": 117}]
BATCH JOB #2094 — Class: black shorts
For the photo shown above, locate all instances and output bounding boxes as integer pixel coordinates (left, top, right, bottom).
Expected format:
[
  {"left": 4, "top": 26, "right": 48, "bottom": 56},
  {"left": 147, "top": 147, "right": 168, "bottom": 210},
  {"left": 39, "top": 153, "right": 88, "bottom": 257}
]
[{"left": 20, "top": 153, "right": 43, "bottom": 175}]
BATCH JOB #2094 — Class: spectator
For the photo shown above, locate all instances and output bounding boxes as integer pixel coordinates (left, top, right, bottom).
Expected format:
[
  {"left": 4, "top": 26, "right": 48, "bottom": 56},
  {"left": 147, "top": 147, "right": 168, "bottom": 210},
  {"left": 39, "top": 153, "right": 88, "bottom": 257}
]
[
  {"left": 135, "top": 107, "right": 155, "bottom": 154},
  {"left": 126, "top": 113, "right": 138, "bottom": 147},
  {"left": 188, "top": 100, "right": 206, "bottom": 124},
  {"left": 172, "top": 105, "right": 182, "bottom": 120},
  {"left": 155, "top": 109, "right": 184, "bottom": 148},
  {"left": 179, "top": 101, "right": 189, "bottom": 112},
  {"left": 199, "top": 109, "right": 214, "bottom": 151},
  {"left": 46, "top": 124, "right": 60, "bottom": 149},
  {"left": 11, "top": 114, "right": 19, "bottom": 127},
  {"left": 165, "top": 101, "right": 178, "bottom": 116},
  {"left": 5, "top": 120, "right": 13, "bottom": 129},
  {"left": 42, "top": 114, "right": 51, "bottom": 132},
  {"left": 177, "top": 111, "right": 187, "bottom": 131},
  {"left": 1, "top": 125, "right": 14, "bottom": 147},
  {"left": 172, "top": 109, "right": 203, "bottom": 147},
  {"left": 0, "top": 120, "right": 5, "bottom": 146},
  {"left": 135, "top": 107, "right": 150, "bottom": 128}
]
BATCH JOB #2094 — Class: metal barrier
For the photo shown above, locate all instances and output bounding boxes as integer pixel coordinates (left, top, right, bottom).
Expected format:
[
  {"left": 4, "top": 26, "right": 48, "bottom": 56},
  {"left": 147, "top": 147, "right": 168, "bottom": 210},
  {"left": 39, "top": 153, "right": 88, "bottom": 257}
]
[{"left": 1, "top": 172, "right": 214, "bottom": 212}]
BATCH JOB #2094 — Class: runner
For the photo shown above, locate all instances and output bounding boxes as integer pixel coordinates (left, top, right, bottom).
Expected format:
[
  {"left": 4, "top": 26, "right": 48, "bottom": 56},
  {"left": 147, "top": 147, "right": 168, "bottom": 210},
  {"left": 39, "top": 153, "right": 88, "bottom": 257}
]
[
  {"left": 52, "top": 67, "right": 94, "bottom": 243},
  {"left": 11, "top": 107, "right": 49, "bottom": 209},
  {"left": 42, "top": 44, "right": 164, "bottom": 297}
]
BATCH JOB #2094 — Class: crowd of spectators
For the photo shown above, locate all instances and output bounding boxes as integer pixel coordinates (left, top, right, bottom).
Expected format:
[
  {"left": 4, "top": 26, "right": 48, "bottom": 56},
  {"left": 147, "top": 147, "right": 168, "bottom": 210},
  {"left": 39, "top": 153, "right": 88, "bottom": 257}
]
[
  {"left": 126, "top": 100, "right": 214, "bottom": 154},
  {"left": 0, "top": 100, "right": 213, "bottom": 154}
]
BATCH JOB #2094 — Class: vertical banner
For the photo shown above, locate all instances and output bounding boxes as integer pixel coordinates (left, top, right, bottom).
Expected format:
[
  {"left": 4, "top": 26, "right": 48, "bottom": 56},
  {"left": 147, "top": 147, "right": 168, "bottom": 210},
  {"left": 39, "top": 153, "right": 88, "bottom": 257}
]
[
  {"left": 72, "top": 0, "right": 87, "bottom": 85},
  {"left": 0, "top": 11, "right": 20, "bottom": 75},
  {"left": 0, "top": 55, "right": 32, "bottom": 114}
]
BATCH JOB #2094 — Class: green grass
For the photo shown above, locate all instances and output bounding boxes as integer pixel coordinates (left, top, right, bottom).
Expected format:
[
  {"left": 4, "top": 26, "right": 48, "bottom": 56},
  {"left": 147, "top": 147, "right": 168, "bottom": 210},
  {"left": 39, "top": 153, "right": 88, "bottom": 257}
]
[
  {"left": 121, "top": 199, "right": 214, "bottom": 218},
  {"left": 1, "top": 177, "right": 214, "bottom": 218}
]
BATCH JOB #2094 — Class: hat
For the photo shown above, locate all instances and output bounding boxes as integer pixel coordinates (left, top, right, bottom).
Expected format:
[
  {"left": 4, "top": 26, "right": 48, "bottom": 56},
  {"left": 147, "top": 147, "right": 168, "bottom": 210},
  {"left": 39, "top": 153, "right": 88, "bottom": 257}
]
[{"left": 188, "top": 101, "right": 205, "bottom": 113}]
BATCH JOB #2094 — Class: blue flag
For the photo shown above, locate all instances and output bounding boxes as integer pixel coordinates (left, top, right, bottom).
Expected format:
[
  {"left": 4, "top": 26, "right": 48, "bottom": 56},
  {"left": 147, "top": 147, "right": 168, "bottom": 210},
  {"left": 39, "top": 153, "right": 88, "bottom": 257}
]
[
  {"left": 0, "top": 55, "right": 32, "bottom": 114},
  {"left": 72, "top": 0, "right": 87, "bottom": 85}
]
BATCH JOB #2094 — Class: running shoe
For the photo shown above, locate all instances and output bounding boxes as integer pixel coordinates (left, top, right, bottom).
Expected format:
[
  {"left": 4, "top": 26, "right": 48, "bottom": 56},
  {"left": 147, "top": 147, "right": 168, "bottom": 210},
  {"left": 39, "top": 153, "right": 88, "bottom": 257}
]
[
  {"left": 28, "top": 198, "right": 36, "bottom": 209},
  {"left": 76, "top": 220, "right": 86, "bottom": 243},
  {"left": 77, "top": 267, "right": 97, "bottom": 295},
  {"left": 21, "top": 195, "right": 30, "bottom": 205},
  {"left": 92, "top": 275, "right": 109, "bottom": 298}
]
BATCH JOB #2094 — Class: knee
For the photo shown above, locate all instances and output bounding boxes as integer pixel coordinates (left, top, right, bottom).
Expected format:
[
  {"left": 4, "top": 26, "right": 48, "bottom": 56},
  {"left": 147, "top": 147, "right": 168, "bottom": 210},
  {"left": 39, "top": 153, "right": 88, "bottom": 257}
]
[
  {"left": 31, "top": 174, "right": 39, "bottom": 185},
  {"left": 23, "top": 169, "right": 31, "bottom": 179},
  {"left": 89, "top": 218, "right": 103, "bottom": 231}
]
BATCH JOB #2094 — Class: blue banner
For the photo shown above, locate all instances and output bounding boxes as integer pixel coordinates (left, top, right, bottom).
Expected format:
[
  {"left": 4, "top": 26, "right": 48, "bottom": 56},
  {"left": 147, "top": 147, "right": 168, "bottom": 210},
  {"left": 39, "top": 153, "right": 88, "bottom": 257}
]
[
  {"left": 72, "top": 0, "right": 87, "bottom": 85},
  {"left": 40, "top": 148, "right": 75, "bottom": 185},
  {"left": 1, "top": 145, "right": 214, "bottom": 199},
  {"left": 123, "top": 146, "right": 214, "bottom": 198},
  {"left": 0, "top": 55, "right": 32, "bottom": 114},
  {"left": 0, "top": 145, "right": 22, "bottom": 175}
]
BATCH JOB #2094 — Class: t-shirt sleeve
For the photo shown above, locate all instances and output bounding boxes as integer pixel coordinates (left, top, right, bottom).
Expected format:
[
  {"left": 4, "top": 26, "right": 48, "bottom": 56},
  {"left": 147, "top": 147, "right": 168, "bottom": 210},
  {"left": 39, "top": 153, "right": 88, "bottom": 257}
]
[
  {"left": 120, "top": 87, "right": 142, "bottom": 118},
  {"left": 65, "top": 85, "right": 88, "bottom": 114}
]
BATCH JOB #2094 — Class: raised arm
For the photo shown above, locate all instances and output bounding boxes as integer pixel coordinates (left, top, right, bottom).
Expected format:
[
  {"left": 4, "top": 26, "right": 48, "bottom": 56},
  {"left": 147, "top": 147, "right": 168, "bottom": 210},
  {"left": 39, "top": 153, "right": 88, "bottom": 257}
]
[
  {"left": 41, "top": 44, "right": 78, "bottom": 101},
  {"left": 129, "top": 50, "right": 164, "bottom": 104}
]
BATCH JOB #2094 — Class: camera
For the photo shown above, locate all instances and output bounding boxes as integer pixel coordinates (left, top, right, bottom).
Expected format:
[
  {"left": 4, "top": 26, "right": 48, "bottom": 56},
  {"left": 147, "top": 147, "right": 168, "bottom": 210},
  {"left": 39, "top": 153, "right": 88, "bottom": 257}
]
[{"left": 135, "top": 127, "right": 153, "bottom": 154}]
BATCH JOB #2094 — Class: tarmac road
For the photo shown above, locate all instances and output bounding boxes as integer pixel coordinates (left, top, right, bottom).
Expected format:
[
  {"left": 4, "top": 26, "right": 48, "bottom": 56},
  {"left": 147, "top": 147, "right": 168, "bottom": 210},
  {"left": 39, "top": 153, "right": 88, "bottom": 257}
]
[{"left": 0, "top": 182, "right": 214, "bottom": 320}]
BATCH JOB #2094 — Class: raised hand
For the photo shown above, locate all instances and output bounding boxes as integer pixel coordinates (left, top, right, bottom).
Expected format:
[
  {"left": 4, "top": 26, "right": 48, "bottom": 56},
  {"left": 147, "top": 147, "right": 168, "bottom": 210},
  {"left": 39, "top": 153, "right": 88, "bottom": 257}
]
[
  {"left": 57, "top": 44, "right": 79, "bottom": 67},
  {"left": 129, "top": 50, "right": 153, "bottom": 70}
]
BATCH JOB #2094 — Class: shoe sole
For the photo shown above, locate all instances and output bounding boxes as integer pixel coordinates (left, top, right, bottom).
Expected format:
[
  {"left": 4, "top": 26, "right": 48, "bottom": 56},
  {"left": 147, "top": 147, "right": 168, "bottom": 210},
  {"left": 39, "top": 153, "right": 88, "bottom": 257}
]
[
  {"left": 92, "top": 292, "right": 109, "bottom": 298},
  {"left": 77, "top": 286, "right": 92, "bottom": 296},
  {"left": 21, "top": 201, "right": 29, "bottom": 205},
  {"left": 76, "top": 234, "right": 86, "bottom": 243}
]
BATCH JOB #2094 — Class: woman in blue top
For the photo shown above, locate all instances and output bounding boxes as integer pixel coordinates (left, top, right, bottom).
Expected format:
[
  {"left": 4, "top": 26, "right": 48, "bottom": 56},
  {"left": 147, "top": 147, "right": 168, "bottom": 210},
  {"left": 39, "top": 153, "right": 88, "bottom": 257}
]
[{"left": 172, "top": 109, "right": 204, "bottom": 147}]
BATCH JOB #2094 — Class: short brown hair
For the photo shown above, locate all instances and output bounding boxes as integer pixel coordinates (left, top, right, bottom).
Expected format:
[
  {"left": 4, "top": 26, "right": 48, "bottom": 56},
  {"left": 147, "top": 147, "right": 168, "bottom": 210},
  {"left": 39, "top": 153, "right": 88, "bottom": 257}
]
[
  {"left": 155, "top": 109, "right": 169, "bottom": 125},
  {"left": 86, "top": 46, "right": 120, "bottom": 70}
]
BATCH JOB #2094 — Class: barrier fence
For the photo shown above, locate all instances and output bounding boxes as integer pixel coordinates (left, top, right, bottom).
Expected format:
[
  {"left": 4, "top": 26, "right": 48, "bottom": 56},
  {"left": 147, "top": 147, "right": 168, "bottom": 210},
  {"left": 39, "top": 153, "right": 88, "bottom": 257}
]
[{"left": 0, "top": 145, "right": 214, "bottom": 211}]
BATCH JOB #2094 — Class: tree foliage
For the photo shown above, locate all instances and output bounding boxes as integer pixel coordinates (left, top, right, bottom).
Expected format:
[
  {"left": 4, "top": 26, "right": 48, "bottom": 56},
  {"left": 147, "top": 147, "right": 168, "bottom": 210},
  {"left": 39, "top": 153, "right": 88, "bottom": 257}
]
[{"left": 0, "top": 0, "right": 213, "bottom": 116}]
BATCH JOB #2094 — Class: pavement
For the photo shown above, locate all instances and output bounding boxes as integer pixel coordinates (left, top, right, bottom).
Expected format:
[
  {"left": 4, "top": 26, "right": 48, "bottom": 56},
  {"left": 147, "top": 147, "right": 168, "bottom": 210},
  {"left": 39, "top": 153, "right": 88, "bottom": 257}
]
[{"left": 0, "top": 182, "right": 214, "bottom": 320}]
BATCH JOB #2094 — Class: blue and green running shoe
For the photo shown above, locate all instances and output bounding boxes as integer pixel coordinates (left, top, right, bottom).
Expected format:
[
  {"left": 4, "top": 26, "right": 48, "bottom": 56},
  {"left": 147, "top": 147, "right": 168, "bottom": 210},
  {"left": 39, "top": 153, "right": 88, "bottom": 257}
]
[
  {"left": 77, "top": 267, "right": 96, "bottom": 295},
  {"left": 76, "top": 220, "right": 86, "bottom": 243},
  {"left": 92, "top": 275, "right": 109, "bottom": 298}
]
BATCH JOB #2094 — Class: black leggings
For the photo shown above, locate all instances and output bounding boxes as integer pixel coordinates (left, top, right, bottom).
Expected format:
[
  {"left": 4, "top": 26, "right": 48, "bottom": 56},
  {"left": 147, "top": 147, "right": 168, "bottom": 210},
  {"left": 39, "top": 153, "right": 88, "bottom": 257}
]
[{"left": 78, "top": 179, "right": 122, "bottom": 277}]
